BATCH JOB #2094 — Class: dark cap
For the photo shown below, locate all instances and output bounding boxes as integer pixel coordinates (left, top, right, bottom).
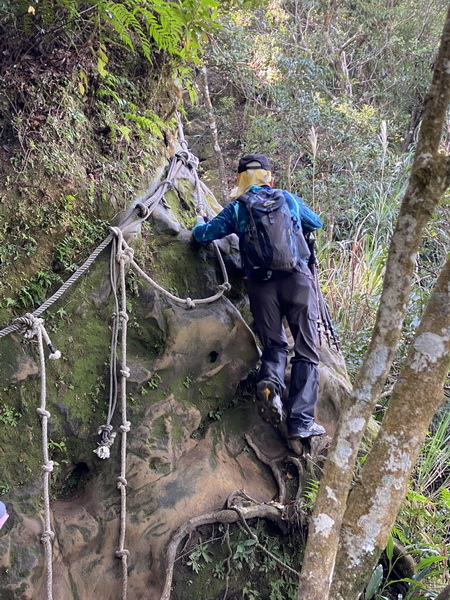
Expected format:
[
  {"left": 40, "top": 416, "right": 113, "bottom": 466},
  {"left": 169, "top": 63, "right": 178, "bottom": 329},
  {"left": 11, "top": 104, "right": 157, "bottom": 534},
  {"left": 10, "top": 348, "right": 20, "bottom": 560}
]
[{"left": 237, "top": 153, "right": 271, "bottom": 173}]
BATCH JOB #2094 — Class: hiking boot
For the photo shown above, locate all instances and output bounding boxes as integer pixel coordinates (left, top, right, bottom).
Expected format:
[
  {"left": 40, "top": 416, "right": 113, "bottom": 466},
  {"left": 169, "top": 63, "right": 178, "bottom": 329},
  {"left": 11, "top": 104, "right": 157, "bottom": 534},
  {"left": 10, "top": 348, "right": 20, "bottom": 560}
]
[
  {"left": 256, "top": 380, "right": 284, "bottom": 425},
  {"left": 288, "top": 422, "right": 326, "bottom": 440}
]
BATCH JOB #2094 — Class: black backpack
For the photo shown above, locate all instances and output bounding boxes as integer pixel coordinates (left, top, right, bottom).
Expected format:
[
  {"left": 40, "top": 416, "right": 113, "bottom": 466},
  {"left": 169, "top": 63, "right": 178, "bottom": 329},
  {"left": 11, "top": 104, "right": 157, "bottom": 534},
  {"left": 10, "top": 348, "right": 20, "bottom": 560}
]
[{"left": 238, "top": 188, "right": 310, "bottom": 276}]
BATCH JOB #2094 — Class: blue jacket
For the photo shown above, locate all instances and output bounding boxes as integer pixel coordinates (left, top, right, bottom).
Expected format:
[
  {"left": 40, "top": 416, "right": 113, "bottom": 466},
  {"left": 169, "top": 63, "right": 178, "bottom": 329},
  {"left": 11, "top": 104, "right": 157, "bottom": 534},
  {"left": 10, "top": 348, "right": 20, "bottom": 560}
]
[{"left": 193, "top": 186, "right": 322, "bottom": 268}]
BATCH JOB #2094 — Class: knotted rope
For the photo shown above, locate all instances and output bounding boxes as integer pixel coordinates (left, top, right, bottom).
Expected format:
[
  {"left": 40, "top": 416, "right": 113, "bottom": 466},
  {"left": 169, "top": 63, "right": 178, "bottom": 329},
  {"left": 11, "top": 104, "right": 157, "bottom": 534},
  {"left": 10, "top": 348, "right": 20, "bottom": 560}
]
[
  {"left": 13, "top": 314, "right": 60, "bottom": 600},
  {"left": 115, "top": 230, "right": 132, "bottom": 599},
  {"left": 107, "top": 226, "right": 231, "bottom": 309},
  {"left": 2, "top": 116, "right": 233, "bottom": 600},
  {"left": 92, "top": 228, "right": 131, "bottom": 599}
]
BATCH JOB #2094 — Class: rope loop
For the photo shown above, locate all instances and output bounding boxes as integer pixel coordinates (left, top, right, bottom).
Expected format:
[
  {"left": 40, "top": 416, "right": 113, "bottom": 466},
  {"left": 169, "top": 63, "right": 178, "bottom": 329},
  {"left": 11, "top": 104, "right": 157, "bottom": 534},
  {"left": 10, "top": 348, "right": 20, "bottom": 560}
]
[
  {"left": 158, "top": 178, "right": 174, "bottom": 190},
  {"left": 117, "top": 476, "right": 128, "bottom": 489},
  {"left": 120, "top": 367, "right": 130, "bottom": 378},
  {"left": 185, "top": 297, "right": 196, "bottom": 309},
  {"left": 110, "top": 225, "right": 122, "bottom": 239},
  {"left": 219, "top": 282, "right": 232, "bottom": 292},
  {"left": 42, "top": 461, "right": 54, "bottom": 473},
  {"left": 115, "top": 549, "right": 130, "bottom": 558},
  {"left": 176, "top": 150, "right": 190, "bottom": 165},
  {"left": 176, "top": 150, "right": 199, "bottom": 170},
  {"left": 120, "top": 421, "right": 131, "bottom": 433},
  {"left": 135, "top": 202, "right": 150, "bottom": 219}
]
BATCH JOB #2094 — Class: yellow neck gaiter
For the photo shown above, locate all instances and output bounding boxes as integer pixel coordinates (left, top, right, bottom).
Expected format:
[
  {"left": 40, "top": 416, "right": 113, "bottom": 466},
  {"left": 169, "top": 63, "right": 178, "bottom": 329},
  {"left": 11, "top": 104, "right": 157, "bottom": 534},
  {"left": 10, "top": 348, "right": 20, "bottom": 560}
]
[{"left": 230, "top": 169, "right": 273, "bottom": 198}]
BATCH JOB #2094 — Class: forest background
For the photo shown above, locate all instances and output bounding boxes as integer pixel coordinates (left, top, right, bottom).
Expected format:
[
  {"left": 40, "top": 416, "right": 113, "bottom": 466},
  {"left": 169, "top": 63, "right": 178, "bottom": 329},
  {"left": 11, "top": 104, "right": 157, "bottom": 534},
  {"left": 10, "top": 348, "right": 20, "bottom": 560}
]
[{"left": 0, "top": 1, "right": 450, "bottom": 599}]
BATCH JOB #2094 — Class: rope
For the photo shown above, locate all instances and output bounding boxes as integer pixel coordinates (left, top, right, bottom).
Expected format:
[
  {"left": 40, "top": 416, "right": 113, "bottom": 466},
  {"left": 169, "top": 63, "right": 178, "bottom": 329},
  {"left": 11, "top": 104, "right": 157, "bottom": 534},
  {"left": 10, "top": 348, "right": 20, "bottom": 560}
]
[
  {"left": 0, "top": 114, "right": 229, "bottom": 339},
  {"left": 90, "top": 229, "right": 131, "bottom": 597},
  {"left": 93, "top": 237, "right": 120, "bottom": 460},
  {"left": 0, "top": 235, "right": 113, "bottom": 339},
  {"left": 13, "top": 314, "right": 60, "bottom": 600},
  {"left": 115, "top": 232, "right": 131, "bottom": 600},
  {"left": 101, "top": 226, "right": 230, "bottom": 309}
]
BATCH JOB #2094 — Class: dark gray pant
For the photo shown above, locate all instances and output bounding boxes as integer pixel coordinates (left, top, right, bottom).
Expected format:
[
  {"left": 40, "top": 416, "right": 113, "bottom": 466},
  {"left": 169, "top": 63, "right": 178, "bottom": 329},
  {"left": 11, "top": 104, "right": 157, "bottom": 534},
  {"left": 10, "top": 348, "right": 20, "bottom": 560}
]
[{"left": 247, "top": 263, "right": 320, "bottom": 434}]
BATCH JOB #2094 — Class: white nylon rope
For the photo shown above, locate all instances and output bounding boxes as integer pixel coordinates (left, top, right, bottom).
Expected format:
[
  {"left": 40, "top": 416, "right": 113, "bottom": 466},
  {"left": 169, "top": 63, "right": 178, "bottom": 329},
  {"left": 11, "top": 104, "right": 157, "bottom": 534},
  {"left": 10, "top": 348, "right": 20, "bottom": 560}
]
[
  {"left": 115, "top": 233, "right": 132, "bottom": 600},
  {"left": 13, "top": 314, "right": 61, "bottom": 600}
]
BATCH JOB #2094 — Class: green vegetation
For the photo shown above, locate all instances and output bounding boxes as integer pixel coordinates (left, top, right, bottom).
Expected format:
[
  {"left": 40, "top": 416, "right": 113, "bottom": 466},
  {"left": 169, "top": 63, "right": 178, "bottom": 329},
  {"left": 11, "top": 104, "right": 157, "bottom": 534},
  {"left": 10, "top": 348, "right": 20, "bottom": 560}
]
[
  {"left": 174, "top": 520, "right": 302, "bottom": 600},
  {"left": 0, "top": 0, "right": 449, "bottom": 598}
]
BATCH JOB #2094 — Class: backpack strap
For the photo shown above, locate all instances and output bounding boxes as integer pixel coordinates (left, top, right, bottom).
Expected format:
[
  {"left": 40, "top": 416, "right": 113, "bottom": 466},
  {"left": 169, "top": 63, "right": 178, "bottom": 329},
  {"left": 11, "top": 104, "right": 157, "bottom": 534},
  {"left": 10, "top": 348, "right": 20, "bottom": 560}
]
[{"left": 237, "top": 192, "right": 258, "bottom": 238}]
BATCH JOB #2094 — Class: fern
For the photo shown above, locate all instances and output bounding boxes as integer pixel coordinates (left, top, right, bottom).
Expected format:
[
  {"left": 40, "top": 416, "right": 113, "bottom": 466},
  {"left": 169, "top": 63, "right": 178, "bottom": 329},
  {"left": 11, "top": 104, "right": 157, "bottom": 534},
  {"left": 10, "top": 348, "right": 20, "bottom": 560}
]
[
  {"left": 18, "top": 0, "right": 81, "bottom": 33},
  {"left": 101, "top": 3, "right": 138, "bottom": 52},
  {"left": 124, "top": 112, "right": 165, "bottom": 138},
  {"left": 41, "top": 0, "right": 57, "bottom": 28},
  {"left": 134, "top": 5, "right": 183, "bottom": 56}
]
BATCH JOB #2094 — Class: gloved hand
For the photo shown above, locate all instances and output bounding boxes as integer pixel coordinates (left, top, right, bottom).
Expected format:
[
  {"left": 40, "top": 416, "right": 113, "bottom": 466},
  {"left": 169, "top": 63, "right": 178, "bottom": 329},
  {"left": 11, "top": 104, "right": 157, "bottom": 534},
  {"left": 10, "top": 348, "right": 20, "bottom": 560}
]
[{"left": 196, "top": 215, "right": 209, "bottom": 224}]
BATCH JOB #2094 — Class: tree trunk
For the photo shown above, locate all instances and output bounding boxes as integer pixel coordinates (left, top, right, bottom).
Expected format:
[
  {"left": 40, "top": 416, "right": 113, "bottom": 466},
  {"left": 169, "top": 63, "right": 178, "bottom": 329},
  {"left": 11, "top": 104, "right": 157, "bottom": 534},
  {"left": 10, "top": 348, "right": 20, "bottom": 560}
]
[
  {"left": 332, "top": 254, "right": 450, "bottom": 599},
  {"left": 297, "top": 7, "right": 450, "bottom": 599}
]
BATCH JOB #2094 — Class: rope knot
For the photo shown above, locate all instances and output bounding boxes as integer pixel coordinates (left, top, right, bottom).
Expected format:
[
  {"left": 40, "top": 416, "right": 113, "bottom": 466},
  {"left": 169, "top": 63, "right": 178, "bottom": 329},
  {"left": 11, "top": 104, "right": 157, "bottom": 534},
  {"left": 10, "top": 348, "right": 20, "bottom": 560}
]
[
  {"left": 187, "top": 155, "right": 200, "bottom": 170},
  {"left": 219, "top": 283, "right": 231, "bottom": 292},
  {"left": 94, "top": 426, "right": 117, "bottom": 459},
  {"left": 135, "top": 202, "right": 150, "bottom": 219},
  {"left": 41, "top": 530, "right": 55, "bottom": 543},
  {"left": 115, "top": 549, "right": 130, "bottom": 558},
  {"left": 119, "top": 310, "right": 129, "bottom": 323},
  {"left": 185, "top": 297, "right": 196, "bottom": 309},
  {"left": 159, "top": 178, "right": 174, "bottom": 190},
  {"left": 14, "top": 313, "right": 43, "bottom": 339},
  {"left": 42, "top": 461, "right": 54, "bottom": 473},
  {"left": 117, "top": 246, "right": 134, "bottom": 264},
  {"left": 98, "top": 424, "right": 113, "bottom": 441},
  {"left": 120, "top": 367, "right": 130, "bottom": 378},
  {"left": 37, "top": 408, "right": 51, "bottom": 419},
  {"left": 117, "top": 476, "right": 128, "bottom": 489},
  {"left": 120, "top": 421, "right": 131, "bottom": 433},
  {"left": 176, "top": 150, "right": 190, "bottom": 165}
]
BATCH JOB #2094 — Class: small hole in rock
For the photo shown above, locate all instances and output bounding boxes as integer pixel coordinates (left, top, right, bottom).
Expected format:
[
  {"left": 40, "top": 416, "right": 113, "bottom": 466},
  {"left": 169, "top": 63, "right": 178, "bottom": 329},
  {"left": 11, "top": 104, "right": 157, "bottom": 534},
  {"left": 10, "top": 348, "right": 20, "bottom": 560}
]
[{"left": 209, "top": 351, "right": 219, "bottom": 363}]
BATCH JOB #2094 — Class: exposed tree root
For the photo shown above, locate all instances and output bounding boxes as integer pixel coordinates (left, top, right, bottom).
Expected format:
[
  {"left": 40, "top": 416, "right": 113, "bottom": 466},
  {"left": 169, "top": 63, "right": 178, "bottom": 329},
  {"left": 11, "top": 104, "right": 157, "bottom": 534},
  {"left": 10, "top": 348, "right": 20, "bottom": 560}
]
[
  {"left": 159, "top": 433, "right": 332, "bottom": 600},
  {"left": 159, "top": 496, "right": 286, "bottom": 600}
]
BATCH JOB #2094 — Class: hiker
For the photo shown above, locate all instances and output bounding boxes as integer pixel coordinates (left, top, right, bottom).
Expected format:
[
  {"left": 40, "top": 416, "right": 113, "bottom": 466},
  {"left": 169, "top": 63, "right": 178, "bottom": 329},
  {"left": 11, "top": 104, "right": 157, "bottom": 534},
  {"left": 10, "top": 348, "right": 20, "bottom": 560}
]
[{"left": 192, "top": 153, "right": 325, "bottom": 439}]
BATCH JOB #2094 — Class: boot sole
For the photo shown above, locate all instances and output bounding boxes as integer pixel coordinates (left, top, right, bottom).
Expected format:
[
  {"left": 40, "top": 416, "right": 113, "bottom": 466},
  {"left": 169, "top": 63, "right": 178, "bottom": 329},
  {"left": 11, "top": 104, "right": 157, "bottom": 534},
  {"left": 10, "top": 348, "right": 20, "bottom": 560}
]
[{"left": 256, "top": 383, "right": 284, "bottom": 426}]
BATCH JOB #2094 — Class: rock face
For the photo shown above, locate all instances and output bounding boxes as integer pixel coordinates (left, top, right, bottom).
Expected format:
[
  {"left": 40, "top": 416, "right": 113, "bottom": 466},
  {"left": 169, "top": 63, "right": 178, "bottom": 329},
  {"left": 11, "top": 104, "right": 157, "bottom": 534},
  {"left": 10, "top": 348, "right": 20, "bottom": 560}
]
[{"left": 0, "top": 168, "right": 350, "bottom": 600}]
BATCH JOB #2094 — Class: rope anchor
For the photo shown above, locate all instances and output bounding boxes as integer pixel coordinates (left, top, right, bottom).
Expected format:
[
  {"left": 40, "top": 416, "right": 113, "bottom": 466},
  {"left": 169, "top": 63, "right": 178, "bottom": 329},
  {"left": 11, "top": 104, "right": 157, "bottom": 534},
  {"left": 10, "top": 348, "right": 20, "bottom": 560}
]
[{"left": 13, "top": 313, "right": 62, "bottom": 360}]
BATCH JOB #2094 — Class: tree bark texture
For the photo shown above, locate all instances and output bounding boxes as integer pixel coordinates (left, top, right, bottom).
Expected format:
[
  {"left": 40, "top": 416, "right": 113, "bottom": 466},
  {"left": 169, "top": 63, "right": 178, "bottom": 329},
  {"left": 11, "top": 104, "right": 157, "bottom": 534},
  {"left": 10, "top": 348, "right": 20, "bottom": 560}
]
[
  {"left": 297, "top": 7, "right": 450, "bottom": 600},
  {"left": 332, "top": 254, "right": 450, "bottom": 599}
]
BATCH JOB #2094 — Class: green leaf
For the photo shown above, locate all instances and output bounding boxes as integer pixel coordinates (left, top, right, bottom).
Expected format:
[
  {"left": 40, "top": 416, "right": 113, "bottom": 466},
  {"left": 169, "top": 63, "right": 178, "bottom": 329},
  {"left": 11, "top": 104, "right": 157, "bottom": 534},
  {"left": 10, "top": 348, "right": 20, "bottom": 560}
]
[
  {"left": 364, "top": 564, "right": 383, "bottom": 600},
  {"left": 415, "top": 555, "right": 446, "bottom": 570},
  {"left": 385, "top": 535, "right": 394, "bottom": 562}
]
